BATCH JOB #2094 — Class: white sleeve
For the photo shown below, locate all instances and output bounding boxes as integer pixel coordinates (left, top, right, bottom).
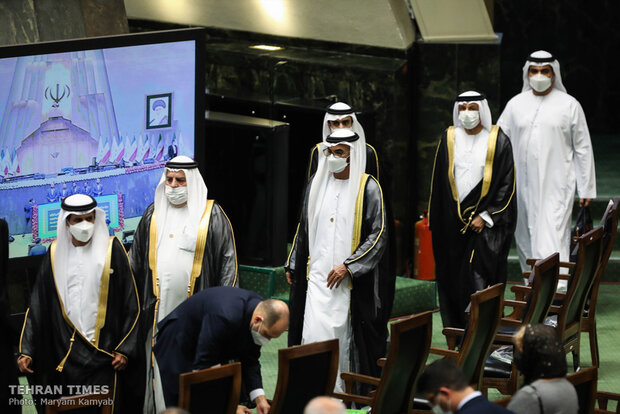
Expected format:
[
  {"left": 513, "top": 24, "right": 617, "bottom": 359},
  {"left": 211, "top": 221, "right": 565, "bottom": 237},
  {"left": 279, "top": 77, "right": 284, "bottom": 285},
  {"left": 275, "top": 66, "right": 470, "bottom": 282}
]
[
  {"left": 570, "top": 100, "right": 596, "bottom": 199},
  {"left": 249, "top": 388, "right": 265, "bottom": 402},
  {"left": 479, "top": 211, "right": 494, "bottom": 228}
]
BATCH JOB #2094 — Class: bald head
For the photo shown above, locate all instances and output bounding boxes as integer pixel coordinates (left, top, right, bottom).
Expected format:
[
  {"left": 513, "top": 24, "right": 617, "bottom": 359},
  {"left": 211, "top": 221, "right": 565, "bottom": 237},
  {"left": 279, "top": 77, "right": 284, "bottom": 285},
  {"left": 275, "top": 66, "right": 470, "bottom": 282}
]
[
  {"left": 304, "top": 396, "right": 346, "bottom": 414},
  {"left": 251, "top": 299, "right": 289, "bottom": 340}
]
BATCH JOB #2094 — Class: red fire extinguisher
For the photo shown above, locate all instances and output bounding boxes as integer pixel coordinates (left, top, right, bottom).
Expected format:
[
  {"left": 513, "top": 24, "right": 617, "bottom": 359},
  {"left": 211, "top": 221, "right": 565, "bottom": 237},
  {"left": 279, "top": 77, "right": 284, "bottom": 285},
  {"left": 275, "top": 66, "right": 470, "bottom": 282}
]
[{"left": 413, "top": 209, "right": 435, "bottom": 280}]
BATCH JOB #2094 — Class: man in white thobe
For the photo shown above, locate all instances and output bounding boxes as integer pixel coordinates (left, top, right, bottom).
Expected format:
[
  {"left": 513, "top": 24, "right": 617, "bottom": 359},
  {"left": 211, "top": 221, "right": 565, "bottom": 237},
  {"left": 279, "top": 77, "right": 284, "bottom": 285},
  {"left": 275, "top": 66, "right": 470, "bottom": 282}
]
[
  {"left": 286, "top": 128, "right": 390, "bottom": 393},
  {"left": 129, "top": 156, "right": 238, "bottom": 412},
  {"left": 497, "top": 50, "right": 596, "bottom": 286}
]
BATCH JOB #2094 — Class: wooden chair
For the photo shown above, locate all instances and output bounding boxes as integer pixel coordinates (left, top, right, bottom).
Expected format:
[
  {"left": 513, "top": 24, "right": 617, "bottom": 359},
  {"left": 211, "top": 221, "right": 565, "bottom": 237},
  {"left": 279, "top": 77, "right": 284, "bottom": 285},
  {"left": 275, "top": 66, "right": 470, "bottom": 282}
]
[
  {"left": 333, "top": 311, "right": 433, "bottom": 414},
  {"left": 432, "top": 283, "right": 505, "bottom": 390},
  {"left": 567, "top": 366, "right": 598, "bottom": 414},
  {"left": 511, "top": 227, "right": 603, "bottom": 371},
  {"left": 178, "top": 362, "right": 242, "bottom": 414},
  {"left": 553, "top": 227, "right": 603, "bottom": 371},
  {"left": 269, "top": 339, "right": 339, "bottom": 414},
  {"left": 596, "top": 392, "right": 620, "bottom": 414},
  {"left": 582, "top": 200, "right": 617, "bottom": 367},
  {"left": 482, "top": 253, "right": 560, "bottom": 395},
  {"left": 45, "top": 393, "right": 112, "bottom": 413}
]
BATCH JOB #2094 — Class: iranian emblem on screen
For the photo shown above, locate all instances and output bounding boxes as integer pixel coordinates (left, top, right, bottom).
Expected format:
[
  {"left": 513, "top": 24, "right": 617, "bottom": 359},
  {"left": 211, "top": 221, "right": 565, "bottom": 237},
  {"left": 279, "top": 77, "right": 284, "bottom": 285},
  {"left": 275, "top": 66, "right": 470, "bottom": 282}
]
[{"left": 0, "top": 29, "right": 204, "bottom": 258}]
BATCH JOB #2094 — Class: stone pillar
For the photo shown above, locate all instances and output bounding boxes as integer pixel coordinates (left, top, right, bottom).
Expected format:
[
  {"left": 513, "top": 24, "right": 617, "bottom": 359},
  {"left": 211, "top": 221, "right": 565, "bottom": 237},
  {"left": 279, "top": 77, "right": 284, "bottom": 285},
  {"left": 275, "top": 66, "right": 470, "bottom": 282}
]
[{"left": 0, "top": 0, "right": 127, "bottom": 46}]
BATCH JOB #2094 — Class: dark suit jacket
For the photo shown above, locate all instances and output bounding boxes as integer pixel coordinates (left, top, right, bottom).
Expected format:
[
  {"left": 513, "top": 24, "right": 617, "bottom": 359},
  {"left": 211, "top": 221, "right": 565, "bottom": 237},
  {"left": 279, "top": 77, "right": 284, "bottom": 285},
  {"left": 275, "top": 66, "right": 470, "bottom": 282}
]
[
  {"left": 458, "top": 395, "right": 514, "bottom": 414},
  {"left": 153, "top": 287, "right": 263, "bottom": 404}
]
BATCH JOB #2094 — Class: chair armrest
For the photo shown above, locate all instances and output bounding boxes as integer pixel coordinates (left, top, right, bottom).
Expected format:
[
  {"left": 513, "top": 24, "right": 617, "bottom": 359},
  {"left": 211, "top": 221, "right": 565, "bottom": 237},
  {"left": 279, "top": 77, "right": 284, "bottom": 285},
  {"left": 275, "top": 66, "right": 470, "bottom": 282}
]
[
  {"left": 504, "top": 298, "right": 527, "bottom": 320},
  {"left": 504, "top": 299, "right": 527, "bottom": 310},
  {"left": 429, "top": 347, "right": 459, "bottom": 359},
  {"left": 558, "top": 273, "right": 571, "bottom": 280},
  {"left": 511, "top": 285, "right": 532, "bottom": 302},
  {"left": 499, "top": 317, "right": 525, "bottom": 327},
  {"left": 332, "top": 391, "right": 373, "bottom": 407},
  {"left": 596, "top": 391, "right": 620, "bottom": 413},
  {"left": 549, "top": 304, "right": 562, "bottom": 313},
  {"left": 377, "top": 358, "right": 386, "bottom": 368},
  {"left": 495, "top": 332, "right": 517, "bottom": 343},
  {"left": 340, "top": 372, "right": 381, "bottom": 387},
  {"left": 559, "top": 261, "right": 575, "bottom": 269},
  {"left": 525, "top": 258, "right": 539, "bottom": 267},
  {"left": 511, "top": 285, "right": 532, "bottom": 294},
  {"left": 442, "top": 327, "right": 465, "bottom": 350}
]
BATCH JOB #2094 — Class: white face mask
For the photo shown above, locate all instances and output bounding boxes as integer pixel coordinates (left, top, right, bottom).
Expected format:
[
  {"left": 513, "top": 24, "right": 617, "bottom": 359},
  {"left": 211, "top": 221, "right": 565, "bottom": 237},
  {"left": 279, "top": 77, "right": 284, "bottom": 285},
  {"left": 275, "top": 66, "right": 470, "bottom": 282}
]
[
  {"left": 250, "top": 321, "right": 270, "bottom": 347},
  {"left": 326, "top": 154, "right": 349, "bottom": 173},
  {"left": 529, "top": 73, "right": 553, "bottom": 93},
  {"left": 432, "top": 405, "right": 452, "bottom": 414},
  {"left": 458, "top": 110, "right": 480, "bottom": 130},
  {"left": 69, "top": 220, "right": 95, "bottom": 243},
  {"left": 165, "top": 185, "right": 188, "bottom": 206}
]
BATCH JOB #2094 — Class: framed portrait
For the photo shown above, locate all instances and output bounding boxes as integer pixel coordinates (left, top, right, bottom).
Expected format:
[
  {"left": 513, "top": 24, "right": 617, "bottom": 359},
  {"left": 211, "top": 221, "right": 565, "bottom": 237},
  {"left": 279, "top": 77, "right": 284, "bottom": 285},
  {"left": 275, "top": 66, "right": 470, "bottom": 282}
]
[{"left": 146, "top": 92, "right": 172, "bottom": 129}]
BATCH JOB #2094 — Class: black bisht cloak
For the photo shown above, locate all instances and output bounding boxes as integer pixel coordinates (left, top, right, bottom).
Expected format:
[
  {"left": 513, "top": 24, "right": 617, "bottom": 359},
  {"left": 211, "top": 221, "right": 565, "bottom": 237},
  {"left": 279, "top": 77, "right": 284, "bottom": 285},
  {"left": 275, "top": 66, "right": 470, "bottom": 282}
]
[
  {"left": 19, "top": 237, "right": 140, "bottom": 412},
  {"left": 307, "top": 142, "right": 397, "bottom": 317},
  {"left": 1, "top": 219, "right": 20, "bottom": 413},
  {"left": 286, "top": 174, "right": 392, "bottom": 379},
  {"left": 429, "top": 126, "right": 517, "bottom": 329}
]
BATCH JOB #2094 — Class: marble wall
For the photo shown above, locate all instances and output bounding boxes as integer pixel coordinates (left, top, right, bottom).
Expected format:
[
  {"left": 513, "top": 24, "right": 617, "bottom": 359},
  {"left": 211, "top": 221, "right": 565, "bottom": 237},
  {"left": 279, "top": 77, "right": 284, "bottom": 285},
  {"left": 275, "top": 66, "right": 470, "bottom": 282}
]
[
  {"left": 0, "top": 0, "right": 128, "bottom": 46},
  {"left": 494, "top": 0, "right": 620, "bottom": 134}
]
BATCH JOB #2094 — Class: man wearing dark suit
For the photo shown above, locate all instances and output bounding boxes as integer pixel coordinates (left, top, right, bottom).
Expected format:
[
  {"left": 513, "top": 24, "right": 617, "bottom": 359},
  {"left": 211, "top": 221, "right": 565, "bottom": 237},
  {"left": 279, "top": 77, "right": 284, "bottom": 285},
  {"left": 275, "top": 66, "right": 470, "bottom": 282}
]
[
  {"left": 153, "top": 287, "right": 289, "bottom": 414},
  {"left": 418, "top": 360, "right": 513, "bottom": 414}
]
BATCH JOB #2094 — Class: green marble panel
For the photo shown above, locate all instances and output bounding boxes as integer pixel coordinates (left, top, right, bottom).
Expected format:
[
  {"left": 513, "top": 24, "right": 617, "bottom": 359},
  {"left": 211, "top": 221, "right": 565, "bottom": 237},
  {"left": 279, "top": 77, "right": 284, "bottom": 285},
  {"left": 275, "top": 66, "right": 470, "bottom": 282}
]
[
  {"left": 0, "top": 0, "right": 38, "bottom": 46},
  {"left": 33, "top": 0, "right": 85, "bottom": 41}
]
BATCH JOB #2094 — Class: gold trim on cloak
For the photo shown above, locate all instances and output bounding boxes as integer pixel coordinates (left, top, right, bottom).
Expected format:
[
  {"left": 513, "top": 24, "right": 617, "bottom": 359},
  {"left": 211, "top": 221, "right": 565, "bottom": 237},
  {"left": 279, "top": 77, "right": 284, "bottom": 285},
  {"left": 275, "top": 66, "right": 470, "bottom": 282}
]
[
  {"left": 367, "top": 143, "right": 380, "bottom": 181},
  {"left": 48, "top": 237, "right": 119, "bottom": 363},
  {"left": 349, "top": 174, "right": 385, "bottom": 263},
  {"left": 92, "top": 237, "right": 115, "bottom": 347},
  {"left": 148, "top": 200, "right": 214, "bottom": 344}
]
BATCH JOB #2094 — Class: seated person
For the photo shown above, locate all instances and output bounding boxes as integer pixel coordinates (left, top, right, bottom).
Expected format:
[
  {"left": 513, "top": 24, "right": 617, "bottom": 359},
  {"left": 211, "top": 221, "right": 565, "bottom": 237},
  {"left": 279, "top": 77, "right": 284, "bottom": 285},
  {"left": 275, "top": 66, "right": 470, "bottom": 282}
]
[
  {"left": 507, "top": 324, "right": 578, "bottom": 414},
  {"left": 418, "top": 359, "right": 512, "bottom": 414}
]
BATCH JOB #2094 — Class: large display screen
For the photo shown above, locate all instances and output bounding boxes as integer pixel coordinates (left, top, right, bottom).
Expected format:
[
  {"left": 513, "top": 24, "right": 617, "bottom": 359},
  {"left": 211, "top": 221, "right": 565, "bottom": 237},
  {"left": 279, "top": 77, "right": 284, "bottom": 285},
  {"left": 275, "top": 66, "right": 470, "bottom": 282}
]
[{"left": 0, "top": 28, "right": 205, "bottom": 258}]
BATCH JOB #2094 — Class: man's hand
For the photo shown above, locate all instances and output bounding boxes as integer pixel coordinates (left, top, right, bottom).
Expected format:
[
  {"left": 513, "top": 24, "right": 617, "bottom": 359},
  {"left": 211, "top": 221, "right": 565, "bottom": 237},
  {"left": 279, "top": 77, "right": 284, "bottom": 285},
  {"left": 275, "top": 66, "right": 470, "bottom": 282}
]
[
  {"left": 285, "top": 270, "right": 293, "bottom": 286},
  {"left": 17, "top": 356, "right": 33, "bottom": 374},
  {"left": 469, "top": 215, "right": 485, "bottom": 233},
  {"left": 255, "top": 395, "right": 270, "bottom": 414},
  {"left": 111, "top": 353, "right": 127, "bottom": 371},
  {"left": 580, "top": 198, "right": 592, "bottom": 207},
  {"left": 236, "top": 405, "right": 252, "bottom": 414},
  {"left": 327, "top": 264, "right": 348, "bottom": 289}
]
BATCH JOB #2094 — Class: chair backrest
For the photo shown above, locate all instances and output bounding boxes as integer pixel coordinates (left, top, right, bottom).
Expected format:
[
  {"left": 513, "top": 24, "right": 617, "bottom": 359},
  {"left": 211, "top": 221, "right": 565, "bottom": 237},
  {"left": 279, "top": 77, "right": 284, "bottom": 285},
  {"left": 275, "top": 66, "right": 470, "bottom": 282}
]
[
  {"left": 45, "top": 393, "right": 112, "bottom": 413},
  {"left": 457, "top": 283, "right": 505, "bottom": 390},
  {"left": 557, "top": 227, "right": 603, "bottom": 337},
  {"left": 588, "top": 201, "right": 619, "bottom": 312},
  {"left": 567, "top": 366, "right": 598, "bottom": 414},
  {"left": 269, "top": 339, "right": 339, "bottom": 414},
  {"left": 178, "top": 362, "right": 242, "bottom": 414},
  {"left": 524, "top": 253, "right": 560, "bottom": 325},
  {"left": 371, "top": 311, "right": 433, "bottom": 414}
]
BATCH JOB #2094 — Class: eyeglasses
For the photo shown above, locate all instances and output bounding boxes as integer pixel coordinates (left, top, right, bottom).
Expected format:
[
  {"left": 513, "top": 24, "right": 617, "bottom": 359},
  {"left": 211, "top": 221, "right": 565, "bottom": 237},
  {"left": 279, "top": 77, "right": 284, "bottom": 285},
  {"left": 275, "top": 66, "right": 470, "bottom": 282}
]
[
  {"left": 323, "top": 147, "right": 350, "bottom": 158},
  {"left": 328, "top": 118, "right": 353, "bottom": 128}
]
